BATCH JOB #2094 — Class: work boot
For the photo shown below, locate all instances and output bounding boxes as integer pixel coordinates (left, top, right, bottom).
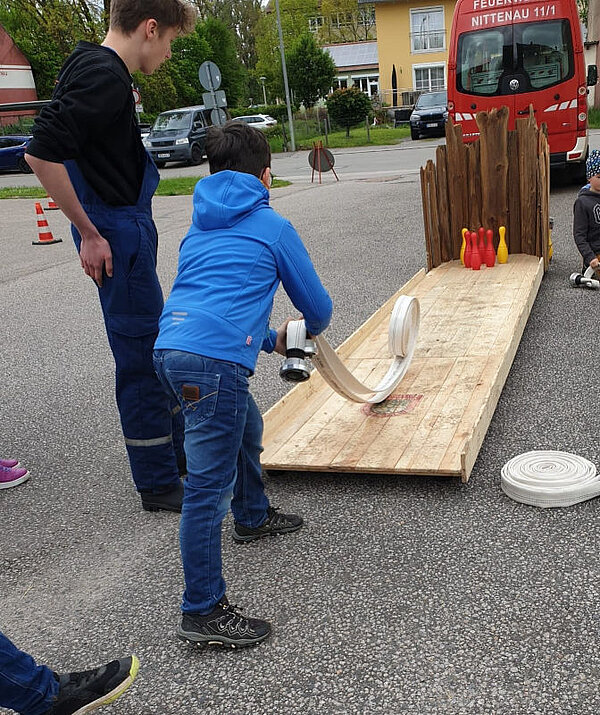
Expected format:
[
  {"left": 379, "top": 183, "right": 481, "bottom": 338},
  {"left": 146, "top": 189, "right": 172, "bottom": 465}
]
[
  {"left": 0, "top": 464, "right": 30, "bottom": 489},
  {"left": 233, "top": 506, "right": 303, "bottom": 543},
  {"left": 177, "top": 597, "right": 271, "bottom": 648},
  {"left": 44, "top": 655, "right": 139, "bottom": 714},
  {"left": 140, "top": 480, "right": 184, "bottom": 513}
]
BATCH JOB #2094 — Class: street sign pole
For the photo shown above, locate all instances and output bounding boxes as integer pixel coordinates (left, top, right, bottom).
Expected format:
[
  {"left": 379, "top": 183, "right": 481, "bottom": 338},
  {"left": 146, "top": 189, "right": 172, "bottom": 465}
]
[{"left": 275, "top": 0, "right": 295, "bottom": 152}]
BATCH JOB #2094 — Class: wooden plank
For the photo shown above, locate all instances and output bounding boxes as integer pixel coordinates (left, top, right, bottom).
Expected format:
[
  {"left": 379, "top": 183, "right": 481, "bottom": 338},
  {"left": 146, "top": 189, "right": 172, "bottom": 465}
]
[
  {"left": 516, "top": 109, "right": 538, "bottom": 255},
  {"left": 477, "top": 106, "right": 509, "bottom": 238},
  {"left": 426, "top": 159, "right": 442, "bottom": 268},
  {"left": 445, "top": 119, "right": 469, "bottom": 257},
  {"left": 262, "top": 255, "right": 543, "bottom": 480},
  {"left": 420, "top": 166, "right": 433, "bottom": 271},
  {"left": 466, "top": 141, "right": 482, "bottom": 230},
  {"left": 436, "top": 145, "right": 453, "bottom": 262},
  {"left": 507, "top": 130, "right": 521, "bottom": 256}
]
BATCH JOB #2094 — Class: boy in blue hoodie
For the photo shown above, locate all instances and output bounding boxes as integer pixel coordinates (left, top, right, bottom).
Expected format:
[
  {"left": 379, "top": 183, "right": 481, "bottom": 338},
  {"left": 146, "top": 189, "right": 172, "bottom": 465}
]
[{"left": 153, "top": 121, "right": 333, "bottom": 648}]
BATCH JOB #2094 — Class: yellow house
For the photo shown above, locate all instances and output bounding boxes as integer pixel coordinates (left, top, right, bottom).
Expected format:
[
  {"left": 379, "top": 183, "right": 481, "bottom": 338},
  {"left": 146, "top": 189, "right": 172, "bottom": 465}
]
[{"left": 361, "top": 0, "right": 457, "bottom": 106}]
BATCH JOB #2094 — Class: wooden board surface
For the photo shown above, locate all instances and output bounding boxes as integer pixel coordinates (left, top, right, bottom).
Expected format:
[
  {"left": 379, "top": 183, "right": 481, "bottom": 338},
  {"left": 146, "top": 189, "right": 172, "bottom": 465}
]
[{"left": 262, "top": 255, "right": 544, "bottom": 481}]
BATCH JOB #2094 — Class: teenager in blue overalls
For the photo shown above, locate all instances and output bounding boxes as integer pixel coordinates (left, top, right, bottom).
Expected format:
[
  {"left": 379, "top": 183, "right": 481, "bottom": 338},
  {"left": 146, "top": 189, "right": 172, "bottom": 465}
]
[{"left": 26, "top": 0, "right": 196, "bottom": 513}]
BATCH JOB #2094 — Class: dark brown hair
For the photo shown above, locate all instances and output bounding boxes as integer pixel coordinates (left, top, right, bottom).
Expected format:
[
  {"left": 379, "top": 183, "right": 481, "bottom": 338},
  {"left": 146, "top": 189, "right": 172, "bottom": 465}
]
[
  {"left": 206, "top": 121, "right": 271, "bottom": 179},
  {"left": 109, "top": 0, "right": 196, "bottom": 35}
]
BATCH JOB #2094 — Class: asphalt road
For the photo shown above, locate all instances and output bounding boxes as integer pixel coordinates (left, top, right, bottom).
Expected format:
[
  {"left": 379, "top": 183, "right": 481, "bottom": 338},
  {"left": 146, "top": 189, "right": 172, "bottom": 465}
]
[{"left": 1, "top": 151, "right": 599, "bottom": 714}]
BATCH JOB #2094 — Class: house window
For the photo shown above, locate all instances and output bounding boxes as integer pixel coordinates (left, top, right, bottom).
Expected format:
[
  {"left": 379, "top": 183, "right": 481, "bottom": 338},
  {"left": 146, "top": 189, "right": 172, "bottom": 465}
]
[
  {"left": 410, "top": 7, "right": 445, "bottom": 53},
  {"left": 308, "top": 16, "right": 324, "bottom": 32},
  {"left": 414, "top": 64, "right": 446, "bottom": 92}
]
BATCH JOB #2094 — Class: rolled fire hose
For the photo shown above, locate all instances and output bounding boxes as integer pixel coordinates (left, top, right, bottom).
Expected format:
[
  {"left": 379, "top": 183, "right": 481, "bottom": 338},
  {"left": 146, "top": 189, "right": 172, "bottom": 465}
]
[
  {"left": 501, "top": 450, "right": 600, "bottom": 508},
  {"left": 311, "top": 295, "right": 420, "bottom": 404}
]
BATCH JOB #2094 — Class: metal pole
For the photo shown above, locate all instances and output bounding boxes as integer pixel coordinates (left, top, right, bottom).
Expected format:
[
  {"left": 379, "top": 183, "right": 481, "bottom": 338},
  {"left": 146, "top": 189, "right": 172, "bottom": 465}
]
[{"left": 275, "top": 0, "right": 295, "bottom": 151}]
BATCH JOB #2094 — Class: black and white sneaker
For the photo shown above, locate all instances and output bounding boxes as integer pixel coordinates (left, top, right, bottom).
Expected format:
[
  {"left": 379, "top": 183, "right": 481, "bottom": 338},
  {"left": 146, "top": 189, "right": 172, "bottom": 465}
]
[
  {"left": 233, "top": 506, "right": 303, "bottom": 543},
  {"left": 177, "top": 598, "right": 271, "bottom": 648},
  {"left": 45, "top": 656, "right": 139, "bottom": 714}
]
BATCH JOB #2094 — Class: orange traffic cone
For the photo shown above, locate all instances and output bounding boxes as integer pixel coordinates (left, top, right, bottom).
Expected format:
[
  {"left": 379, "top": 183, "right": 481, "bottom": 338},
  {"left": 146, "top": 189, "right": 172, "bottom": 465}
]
[
  {"left": 32, "top": 202, "right": 62, "bottom": 245},
  {"left": 45, "top": 194, "right": 59, "bottom": 210}
]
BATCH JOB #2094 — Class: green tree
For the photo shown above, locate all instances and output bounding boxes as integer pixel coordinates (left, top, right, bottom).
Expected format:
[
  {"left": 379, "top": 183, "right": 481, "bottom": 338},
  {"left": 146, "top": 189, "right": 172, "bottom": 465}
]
[
  {"left": 578, "top": 0, "right": 589, "bottom": 26},
  {"left": 254, "top": 0, "right": 319, "bottom": 103},
  {"left": 286, "top": 33, "right": 336, "bottom": 108},
  {"left": 317, "top": 0, "right": 376, "bottom": 43},
  {"left": 193, "top": 0, "right": 261, "bottom": 70},
  {"left": 133, "top": 63, "right": 178, "bottom": 115},
  {"left": 326, "top": 86, "right": 372, "bottom": 136}
]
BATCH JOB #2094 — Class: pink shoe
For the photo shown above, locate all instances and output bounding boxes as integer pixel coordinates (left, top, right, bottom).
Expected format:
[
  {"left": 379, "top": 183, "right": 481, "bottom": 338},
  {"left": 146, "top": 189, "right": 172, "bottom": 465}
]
[
  {"left": 0, "top": 465, "right": 30, "bottom": 489},
  {"left": 0, "top": 458, "right": 20, "bottom": 468}
]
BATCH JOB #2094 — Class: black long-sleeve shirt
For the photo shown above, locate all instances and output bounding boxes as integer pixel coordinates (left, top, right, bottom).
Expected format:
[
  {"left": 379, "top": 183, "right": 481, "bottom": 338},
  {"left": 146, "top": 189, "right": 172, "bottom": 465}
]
[
  {"left": 27, "top": 41, "right": 145, "bottom": 206},
  {"left": 573, "top": 187, "right": 600, "bottom": 265}
]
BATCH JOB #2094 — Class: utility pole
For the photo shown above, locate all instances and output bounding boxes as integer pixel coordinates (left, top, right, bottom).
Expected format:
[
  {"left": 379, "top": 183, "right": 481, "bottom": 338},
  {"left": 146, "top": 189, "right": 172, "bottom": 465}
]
[{"left": 275, "top": 0, "right": 295, "bottom": 151}]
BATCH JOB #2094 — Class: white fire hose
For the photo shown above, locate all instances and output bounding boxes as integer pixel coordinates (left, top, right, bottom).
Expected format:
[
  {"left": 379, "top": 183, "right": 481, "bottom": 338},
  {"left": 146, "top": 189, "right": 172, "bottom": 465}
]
[
  {"left": 280, "top": 295, "right": 419, "bottom": 404},
  {"left": 501, "top": 450, "right": 600, "bottom": 507}
]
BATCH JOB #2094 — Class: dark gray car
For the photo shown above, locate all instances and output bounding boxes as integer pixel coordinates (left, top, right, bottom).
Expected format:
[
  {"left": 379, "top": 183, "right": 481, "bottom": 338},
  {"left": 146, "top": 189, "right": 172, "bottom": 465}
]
[
  {"left": 409, "top": 91, "right": 448, "bottom": 140},
  {"left": 144, "top": 105, "right": 213, "bottom": 168}
]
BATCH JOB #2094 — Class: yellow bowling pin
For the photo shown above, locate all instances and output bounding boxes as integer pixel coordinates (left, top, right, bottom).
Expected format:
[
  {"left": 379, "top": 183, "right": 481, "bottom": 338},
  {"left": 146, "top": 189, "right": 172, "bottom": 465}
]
[
  {"left": 497, "top": 225, "right": 508, "bottom": 263},
  {"left": 460, "top": 228, "right": 467, "bottom": 265}
]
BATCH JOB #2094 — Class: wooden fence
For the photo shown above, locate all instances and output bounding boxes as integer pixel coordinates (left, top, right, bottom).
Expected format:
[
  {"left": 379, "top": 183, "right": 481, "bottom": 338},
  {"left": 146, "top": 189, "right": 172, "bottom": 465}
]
[{"left": 420, "top": 106, "right": 550, "bottom": 272}]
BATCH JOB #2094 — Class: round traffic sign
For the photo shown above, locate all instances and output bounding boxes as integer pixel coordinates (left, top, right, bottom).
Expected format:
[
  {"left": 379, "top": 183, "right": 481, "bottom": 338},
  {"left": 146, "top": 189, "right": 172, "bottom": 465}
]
[
  {"left": 198, "top": 61, "right": 221, "bottom": 91},
  {"left": 132, "top": 88, "right": 141, "bottom": 104},
  {"left": 211, "top": 108, "right": 227, "bottom": 126}
]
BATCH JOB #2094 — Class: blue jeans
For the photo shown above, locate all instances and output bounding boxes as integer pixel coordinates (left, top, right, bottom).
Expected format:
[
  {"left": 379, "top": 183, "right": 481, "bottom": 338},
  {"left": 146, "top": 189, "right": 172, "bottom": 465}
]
[
  {"left": 153, "top": 350, "right": 270, "bottom": 614},
  {"left": 0, "top": 631, "right": 58, "bottom": 715}
]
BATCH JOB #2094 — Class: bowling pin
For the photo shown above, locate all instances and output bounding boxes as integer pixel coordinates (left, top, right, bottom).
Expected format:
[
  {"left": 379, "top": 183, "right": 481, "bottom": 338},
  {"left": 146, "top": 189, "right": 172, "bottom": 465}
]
[
  {"left": 498, "top": 226, "right": 508, "bottom": 263},
  {"left": 484, "top": 228, "right": 495, "bottom": 268},
  {"left": 460, "top": 228, "right": 468, "bottom": 265},
  {"left": 471, "top": 232, "right": 482, "bottom": 270}
]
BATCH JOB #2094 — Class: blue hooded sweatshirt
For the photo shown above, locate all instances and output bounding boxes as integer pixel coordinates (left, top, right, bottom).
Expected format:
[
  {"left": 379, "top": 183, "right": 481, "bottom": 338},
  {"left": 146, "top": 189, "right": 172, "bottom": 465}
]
[{"left": 155, "top": 170, "right": 333, "bottom": 372}]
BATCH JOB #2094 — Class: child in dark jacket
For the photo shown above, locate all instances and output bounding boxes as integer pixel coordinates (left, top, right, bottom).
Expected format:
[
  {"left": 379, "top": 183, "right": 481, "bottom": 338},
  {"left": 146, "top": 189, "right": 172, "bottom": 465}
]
[
  {"left": 153, "top": 121, "right": 333, "bottom": 648},
  {"left": 573, "top": 149, "right": 600, "bottom": 272}
]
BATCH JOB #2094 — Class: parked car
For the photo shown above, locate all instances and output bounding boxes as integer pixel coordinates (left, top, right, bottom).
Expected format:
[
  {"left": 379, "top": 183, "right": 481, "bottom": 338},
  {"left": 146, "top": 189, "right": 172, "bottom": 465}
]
[
  {"left": 409, "top": 91, "right": 448, "bottom": 140},
  {"left": 144, "top": 105, "right": 217, "bottom": 168},
  {"left": 0, "top": 135, "right": 33, "bottom": 173},
  {"left": 138, "top": 123, "right": 152, "bottom": 143},
  {"left": 235, "top": 114, "right": 278, "bottom": 130}
]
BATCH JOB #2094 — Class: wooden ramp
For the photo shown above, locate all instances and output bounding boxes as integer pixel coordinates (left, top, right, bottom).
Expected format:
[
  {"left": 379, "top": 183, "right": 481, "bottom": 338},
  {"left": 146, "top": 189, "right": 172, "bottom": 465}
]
[{"left": 262, "top": 255, "right": 543, "bottom": 482}]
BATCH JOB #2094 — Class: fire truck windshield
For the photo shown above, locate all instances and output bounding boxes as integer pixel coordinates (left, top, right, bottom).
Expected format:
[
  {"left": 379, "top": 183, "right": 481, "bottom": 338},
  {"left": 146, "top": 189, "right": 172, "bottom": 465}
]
[{"left": 457, "top": 20, "right": 574, "bottom": 95}]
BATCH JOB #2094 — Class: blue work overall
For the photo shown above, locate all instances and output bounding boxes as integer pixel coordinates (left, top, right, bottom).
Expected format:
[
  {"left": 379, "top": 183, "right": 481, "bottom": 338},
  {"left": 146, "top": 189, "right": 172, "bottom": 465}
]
[{"left": 66, "top": 155, "right": 184, "bottom": 493}]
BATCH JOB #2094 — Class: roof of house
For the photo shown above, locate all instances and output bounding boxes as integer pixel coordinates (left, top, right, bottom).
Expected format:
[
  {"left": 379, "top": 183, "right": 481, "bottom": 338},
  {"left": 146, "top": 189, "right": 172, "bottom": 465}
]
[{"left": 323, "top": 41, "right": 378, "bottom": 70}]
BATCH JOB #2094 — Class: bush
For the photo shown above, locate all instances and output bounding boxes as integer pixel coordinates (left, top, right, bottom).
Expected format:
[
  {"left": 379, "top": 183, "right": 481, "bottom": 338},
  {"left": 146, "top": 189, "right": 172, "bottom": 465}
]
[{"left": 326, "top": 88, "right": 373, "bottom": 137}]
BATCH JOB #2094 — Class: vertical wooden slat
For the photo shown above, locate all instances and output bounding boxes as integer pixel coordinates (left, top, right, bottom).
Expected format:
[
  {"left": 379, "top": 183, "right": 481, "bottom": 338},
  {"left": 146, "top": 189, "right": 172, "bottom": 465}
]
[
  {"left": 436, "top": 145, "right": 452, "bottom": 261},
  {"left": 477, "top": 106, "right": 509, "bottom": 240},
  {"left": 466, "top": 142, "right": 482, "bottom": 230},
  {"left": 538, "top": 125, "right": 550, "bottom": 271},
  {"left": 445, "top": 119, "right": 469, "bottom": 252},
  {"left": 517, "top": 108, "right": 538, "bottom": 255},
  {"left": 426, "top": 159, "right": 442, "bottom": 268},
  {"left": 420, "top": 165, "right": 433, "bottom": 271},
  {"left": 507, "top": 130, "right": 521, "bottom": 255}
]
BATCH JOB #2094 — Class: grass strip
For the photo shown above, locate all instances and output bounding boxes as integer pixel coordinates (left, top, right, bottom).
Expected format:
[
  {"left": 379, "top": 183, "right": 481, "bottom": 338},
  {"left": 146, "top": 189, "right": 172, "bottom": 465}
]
[{"left": 0, "top": 175, "right": 291, "bottom": 200}]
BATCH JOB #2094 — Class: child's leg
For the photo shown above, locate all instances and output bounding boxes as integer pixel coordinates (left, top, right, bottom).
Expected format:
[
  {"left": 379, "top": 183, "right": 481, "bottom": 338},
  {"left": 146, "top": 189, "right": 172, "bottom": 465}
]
[
  {"left": 154, "top": 350, "right": 251, "bottom": 614},
  {"left": 0, "top": 631, "right": 58, "bottom": 715},
  {"left": 231, "top": 394, "right": 270, "bottom": 528}
]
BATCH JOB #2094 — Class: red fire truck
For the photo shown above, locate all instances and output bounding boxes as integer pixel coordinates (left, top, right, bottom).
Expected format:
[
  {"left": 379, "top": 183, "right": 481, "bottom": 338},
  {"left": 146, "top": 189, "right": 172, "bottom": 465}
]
[{"left": 447, "top": 0, "right": 597, "bottom": 181}]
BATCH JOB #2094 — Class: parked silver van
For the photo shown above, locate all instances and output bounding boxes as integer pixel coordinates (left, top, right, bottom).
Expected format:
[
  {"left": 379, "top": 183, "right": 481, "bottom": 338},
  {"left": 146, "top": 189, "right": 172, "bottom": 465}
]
[{"left": 144, "top": 105, "right": 214, "bottom": 168}]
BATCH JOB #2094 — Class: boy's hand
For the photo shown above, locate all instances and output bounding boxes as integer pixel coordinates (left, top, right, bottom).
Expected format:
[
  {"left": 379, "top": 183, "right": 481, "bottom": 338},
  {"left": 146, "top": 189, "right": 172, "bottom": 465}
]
[
  {"left": 80, "top": 230, "right": 113, "bottom": 287},
  {"left": 591, "top": 258, "right": 600, "bottom": 270},
  {"left": 274, "top": 317, "right": 306, "bottom": 356}
]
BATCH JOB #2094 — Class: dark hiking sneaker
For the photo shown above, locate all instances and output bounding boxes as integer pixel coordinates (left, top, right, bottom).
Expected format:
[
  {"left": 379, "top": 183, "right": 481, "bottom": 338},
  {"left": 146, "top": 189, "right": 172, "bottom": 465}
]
[
  {"left": 177, "top": 598, "right": 271, "bottom": 648},
  {"left": 45, "top": 655, "right": 139, "bottom": 714},
  {"left": 141, "top": 480, "right": 184, "bottom": 513},
  {"left": 233, "top": 506, "right": 303, "bottom": 543}
]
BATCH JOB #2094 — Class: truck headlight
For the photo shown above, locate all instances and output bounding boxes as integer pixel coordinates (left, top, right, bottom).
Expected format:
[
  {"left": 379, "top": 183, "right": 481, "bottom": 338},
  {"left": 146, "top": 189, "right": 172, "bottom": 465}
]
[{"left": 175, "top": 138, "right": 189, "bottom": 145}]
